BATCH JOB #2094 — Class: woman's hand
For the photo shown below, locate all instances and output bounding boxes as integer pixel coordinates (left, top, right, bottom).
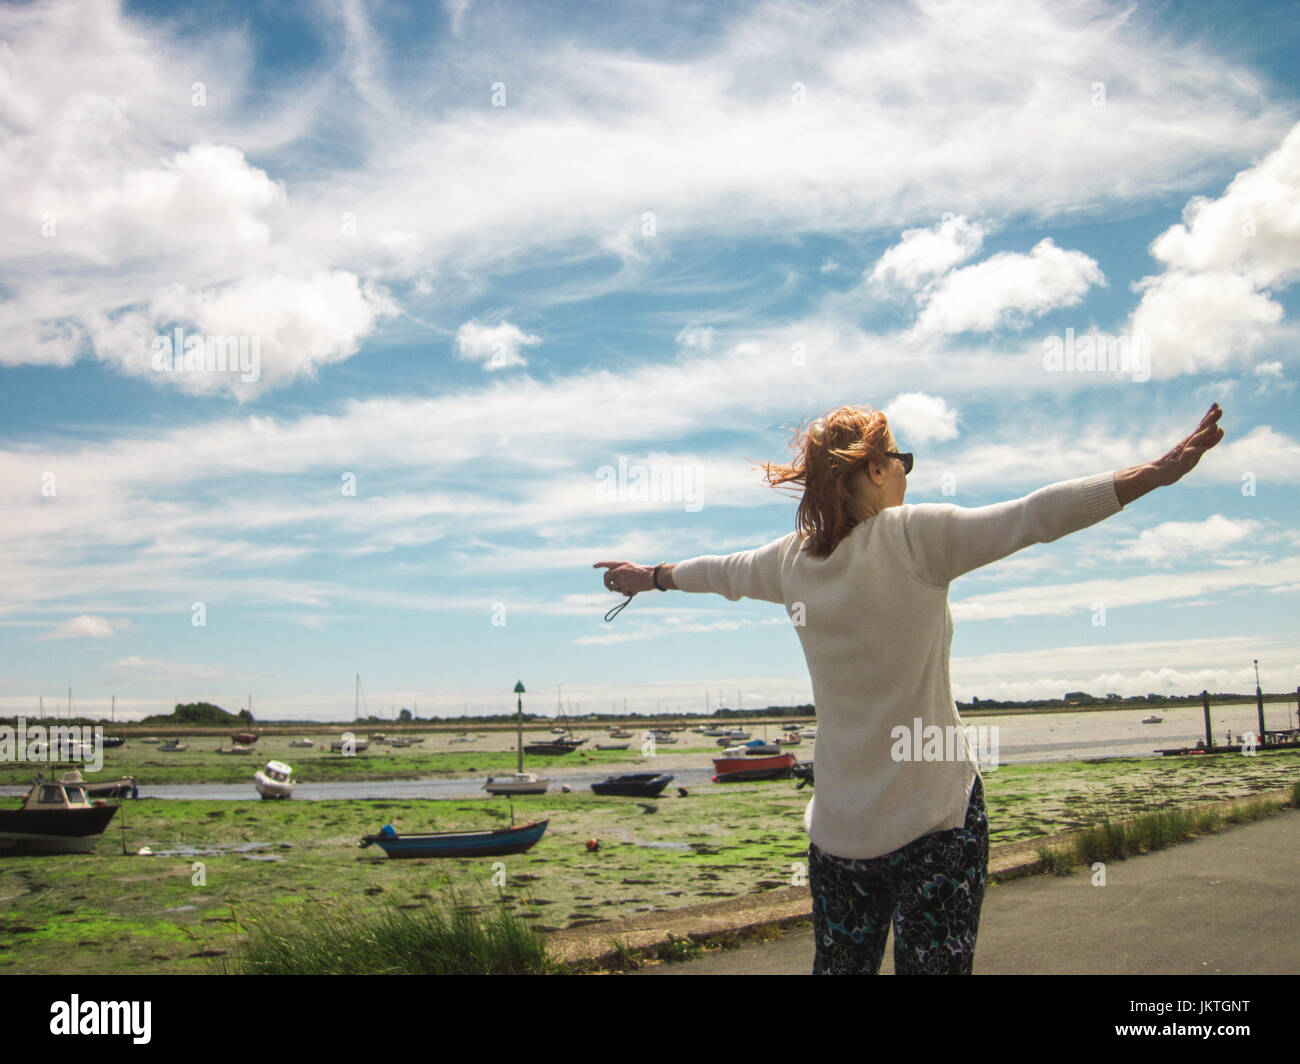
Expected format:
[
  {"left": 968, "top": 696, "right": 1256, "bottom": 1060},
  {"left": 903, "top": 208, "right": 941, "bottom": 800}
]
[
  {"left": 1114, "top": 403, "right": 1225, "bottom": 506},
  {"left": 593, "top": 561, "right": 656, "bottom": 595},
  {"left": 1150, "top": 402, "right": 1224, "bottom": 487}
]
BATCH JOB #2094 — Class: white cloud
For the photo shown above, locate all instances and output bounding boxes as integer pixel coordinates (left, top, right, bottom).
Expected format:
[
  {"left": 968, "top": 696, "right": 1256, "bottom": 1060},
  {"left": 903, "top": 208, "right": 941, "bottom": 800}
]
[
  {"left": 951, "top": 556, "right": 1300, "bottom": 622},
  {"left": 1255, "top": 361, "right": 1284, "bottom": 378},
  {"left": 108, "top": 656, "right": 228, "bottom": 683},
  {"left": 1147, "top": 123, "right": 1300, "bottom": 289},
  {"left": 1125, "top": 515, "right": 1263, "bottom": 565},
  {"left": 912, "top": 239, "right": 1104, "bottom": 335},
  {"left": 870, "top": 215, "right": 986, "bottom": 289},
  {"left": 676, "top": 325, "right": 715, "bottom": 353},
  {"left": 444, "top": 0, "right": 473, "bottom": 37},
  {"left": 2, "top": 0, "right": 1292, "bottom": 396},
  {"left": 40, "top": 615, "right": 129, "bottom": 640},
  {"left": 1130, "top": 270, "right": 1283, "bottom": 377},
  {"left": 454, "top": 320, "right": 541, "bottom": 370},
  {"left": 883, "top": 392, "right": 959, "bottom": 444},
  {"left": 1127, "top": 124, "right": 1300, "bottom": 377}
]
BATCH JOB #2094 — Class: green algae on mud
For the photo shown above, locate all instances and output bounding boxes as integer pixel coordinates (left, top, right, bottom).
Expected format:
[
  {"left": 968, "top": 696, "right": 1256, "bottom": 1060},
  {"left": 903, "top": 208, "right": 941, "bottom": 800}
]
[{"left": 0, "top": 749, "right": 1295, "bottom": 975}]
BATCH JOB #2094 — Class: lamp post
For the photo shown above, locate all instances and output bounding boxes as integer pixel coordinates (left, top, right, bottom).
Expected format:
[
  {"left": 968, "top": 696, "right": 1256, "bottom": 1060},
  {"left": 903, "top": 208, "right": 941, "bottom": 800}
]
[
  {"left": 514, "top": 681, "right": 525, "bottom": 775},
  {"left": 1254, "top": 660, "right": 1266, "bottom": 743}
]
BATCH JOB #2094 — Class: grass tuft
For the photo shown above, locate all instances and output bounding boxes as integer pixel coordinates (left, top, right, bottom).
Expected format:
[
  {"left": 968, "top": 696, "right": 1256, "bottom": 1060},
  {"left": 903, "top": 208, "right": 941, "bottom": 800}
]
[{"left": 223, "top": 889, "right": 561, "bottom": 975}]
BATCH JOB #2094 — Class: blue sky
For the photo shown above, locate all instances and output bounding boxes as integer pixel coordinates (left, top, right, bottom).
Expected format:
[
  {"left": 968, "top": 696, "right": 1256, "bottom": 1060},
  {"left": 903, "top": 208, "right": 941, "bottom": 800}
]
[{"left": 2, "top": 0, "right": 1299, "bottom": 722}]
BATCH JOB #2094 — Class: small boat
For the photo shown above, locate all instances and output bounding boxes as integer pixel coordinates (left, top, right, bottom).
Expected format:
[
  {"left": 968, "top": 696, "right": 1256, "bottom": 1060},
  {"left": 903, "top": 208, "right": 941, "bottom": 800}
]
[
  {"left": 607, "top": 728, "right": 632, "bottom": 739},
  {"left": 483, "top": 772, "right": 549, "bottom": 795},
  {"left": 741, "top": 739, "right": 781, "bottom": 756},
  {"left": 451, "top": 735, "right": 476, "bottom": 743},
  {"left": 776, "top": 733, "right": 802, "bottom": 746},
  {"left": 591, "top": 773, "right": 674, "bottom": 797},
  {"left": 101, "top": 737, "right": 126, "bottom": 749},
  {"left": 0, "top": 771, "right": 119, "bottom": 856},
  {"left": 649, "top": 730, "right": 678, "bottom": 744},
  {"left": 386, "top": 738, "right": 415, "bottom": 748},
  {"left": 158, "top": 741, "right": 187, "bottom": 752},
  {"left": 359, "top": 819, "right": 548, "bottom": 859},
  {"left": 368, "top": 733, "right": 386, "bottom": 741},
  {"left": 140, "top": 737, "right": 161, "bottom": 744},
  {"left": 216, "top": 745, "right": 254, "bottom": 755},
  {"left": 523, "top": 740, "right": 580, "bottom": 756},
  {"left": 594, "top": 742, "right": 630, "bottom": 751},
  {"left": 289, "top": 739, "right": 314, "bottom": 748},
  {"left": 1141, "top": 715, "right": 1163, "bottom": 724},
  {"left": 82, "top": 776, "right": 138, "bottom": 800},
  {"left": 253, "top": 760, "right": 295, "bottom": 799},
  {"left": 231, "top": 731, "right": 259, "bottom": 745},
  {"left": 712, "top": 752, "right": 798, "bottom": 782},
  {"left": 330, "top": 737, "right": 370, "bottom": 753}
]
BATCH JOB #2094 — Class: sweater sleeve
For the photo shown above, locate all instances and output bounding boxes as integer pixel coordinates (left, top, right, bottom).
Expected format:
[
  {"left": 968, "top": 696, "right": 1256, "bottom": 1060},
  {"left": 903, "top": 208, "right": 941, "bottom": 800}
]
[
  {"left": 896, "top": 472, "right": 1122, "bottom": 586},
  {"left": 670, "top": 532, "right": 793, "bottom": 603}
]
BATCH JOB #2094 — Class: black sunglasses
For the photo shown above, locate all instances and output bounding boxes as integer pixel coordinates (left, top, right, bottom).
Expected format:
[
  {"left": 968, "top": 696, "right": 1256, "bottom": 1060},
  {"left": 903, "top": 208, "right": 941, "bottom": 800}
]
[{"left": 884, "top": 451, "right": 913, "bottom": 475}]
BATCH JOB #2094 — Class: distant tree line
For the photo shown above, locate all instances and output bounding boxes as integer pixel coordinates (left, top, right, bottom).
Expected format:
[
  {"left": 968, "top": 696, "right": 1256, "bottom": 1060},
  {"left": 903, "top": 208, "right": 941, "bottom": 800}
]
[{"left": 138, "top": 702, "right": 254, "bottom": 725}]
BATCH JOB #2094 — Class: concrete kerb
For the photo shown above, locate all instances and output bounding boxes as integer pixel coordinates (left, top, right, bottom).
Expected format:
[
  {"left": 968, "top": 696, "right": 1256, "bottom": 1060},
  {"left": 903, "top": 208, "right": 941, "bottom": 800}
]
[{"left": 545, "top": 785, "right": 1298, "bottom": 970}]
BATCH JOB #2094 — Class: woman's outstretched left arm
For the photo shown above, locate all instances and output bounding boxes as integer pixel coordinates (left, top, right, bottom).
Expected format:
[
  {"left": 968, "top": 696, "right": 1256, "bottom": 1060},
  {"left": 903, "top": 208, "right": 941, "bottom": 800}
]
[
  {"left": 596, "top": 532, "right": 794, "bottom": 603},
  {"left": 593, "top": 560, "right": 678, "bottom": 594}
]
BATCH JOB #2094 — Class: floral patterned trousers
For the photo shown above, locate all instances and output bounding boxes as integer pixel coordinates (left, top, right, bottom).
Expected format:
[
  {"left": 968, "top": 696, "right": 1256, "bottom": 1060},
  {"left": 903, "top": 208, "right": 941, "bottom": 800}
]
[{"left": 809, "top": 776, "right": 988, "bottom": 974}]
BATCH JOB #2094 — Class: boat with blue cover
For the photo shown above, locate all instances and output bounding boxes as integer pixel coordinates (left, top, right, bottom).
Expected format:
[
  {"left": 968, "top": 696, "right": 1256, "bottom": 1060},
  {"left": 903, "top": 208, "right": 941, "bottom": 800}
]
[{"left": 359, "top": 819, "right": 549, "bottom": 859}]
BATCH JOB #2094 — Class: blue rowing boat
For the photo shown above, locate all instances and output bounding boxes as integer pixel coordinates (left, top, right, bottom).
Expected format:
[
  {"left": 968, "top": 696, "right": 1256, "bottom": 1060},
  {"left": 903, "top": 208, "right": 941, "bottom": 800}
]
[{"left": 359, "top": 819, "right": 548, "bottom": 859}]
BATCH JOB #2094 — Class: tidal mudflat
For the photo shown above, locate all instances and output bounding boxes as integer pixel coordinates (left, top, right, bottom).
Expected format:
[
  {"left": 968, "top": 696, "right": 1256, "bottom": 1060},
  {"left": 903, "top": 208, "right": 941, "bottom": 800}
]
[{"left": 1, "top": 747, "right": 1295, "bottom": 974}]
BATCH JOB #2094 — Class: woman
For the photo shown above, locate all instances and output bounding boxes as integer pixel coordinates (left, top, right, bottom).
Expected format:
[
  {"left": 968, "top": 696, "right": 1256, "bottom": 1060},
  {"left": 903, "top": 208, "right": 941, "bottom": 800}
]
[{"left": 594, "top": 402, "right": 1223, "bottom": 974}]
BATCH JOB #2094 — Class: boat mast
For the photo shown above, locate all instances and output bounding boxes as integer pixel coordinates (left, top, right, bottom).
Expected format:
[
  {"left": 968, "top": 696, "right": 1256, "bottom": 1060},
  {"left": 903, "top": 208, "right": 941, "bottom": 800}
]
[{"left": 111, "top": 694, "right": 115, "bottom": 723}]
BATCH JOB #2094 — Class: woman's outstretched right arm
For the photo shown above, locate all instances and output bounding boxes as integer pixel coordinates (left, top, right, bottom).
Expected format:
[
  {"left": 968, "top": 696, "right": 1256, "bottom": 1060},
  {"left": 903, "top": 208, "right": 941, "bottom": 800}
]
[{"left": 898, "top": 404, "right": 1224, "bottom": 586}]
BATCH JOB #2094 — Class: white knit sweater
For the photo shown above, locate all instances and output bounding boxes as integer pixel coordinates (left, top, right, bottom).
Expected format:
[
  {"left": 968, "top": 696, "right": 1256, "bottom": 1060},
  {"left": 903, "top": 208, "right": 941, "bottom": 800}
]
[{"left": 671, "top": 472, "right": 1123, "bottom": 859}]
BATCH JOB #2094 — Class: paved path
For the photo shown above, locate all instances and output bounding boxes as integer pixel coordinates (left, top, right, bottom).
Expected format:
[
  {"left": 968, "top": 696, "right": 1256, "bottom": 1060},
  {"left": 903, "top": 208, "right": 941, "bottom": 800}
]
[{"left": 634, "top": 807, "right": 1300, "bottom": 974}]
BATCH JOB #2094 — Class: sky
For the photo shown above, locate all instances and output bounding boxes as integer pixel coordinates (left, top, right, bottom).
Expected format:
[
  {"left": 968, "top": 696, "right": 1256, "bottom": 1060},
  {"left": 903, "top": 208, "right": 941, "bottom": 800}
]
[{"left": 2, "top": 0, "right": 1299, "bottom": 722}]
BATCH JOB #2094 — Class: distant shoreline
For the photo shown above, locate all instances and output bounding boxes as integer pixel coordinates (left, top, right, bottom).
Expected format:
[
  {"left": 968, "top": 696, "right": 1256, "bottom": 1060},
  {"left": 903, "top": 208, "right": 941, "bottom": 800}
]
[{"left": 3, "top": 694, "right": 1296, "bottom": 731}]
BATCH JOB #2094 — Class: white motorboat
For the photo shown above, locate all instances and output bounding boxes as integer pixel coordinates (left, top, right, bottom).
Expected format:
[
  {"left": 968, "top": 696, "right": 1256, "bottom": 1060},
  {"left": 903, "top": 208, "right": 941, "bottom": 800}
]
[
  {"left": 1141, "top": 715, "right": 1163, "bottom": 724},
  {"left": 289, "top": 738, "right": 314, "bottom": 748},
  {"left": 254, "top": 760, "right": 295, "bottom": 799},
  {"left": 483, "top": 772, "right": 549, "bottom": 795}
]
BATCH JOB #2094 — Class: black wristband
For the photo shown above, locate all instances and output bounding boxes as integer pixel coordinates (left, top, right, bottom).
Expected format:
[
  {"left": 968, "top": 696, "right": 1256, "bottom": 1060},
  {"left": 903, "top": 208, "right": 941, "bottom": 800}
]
[{"left": 653, "top": 563, "right": 667, "bottom": 591}]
